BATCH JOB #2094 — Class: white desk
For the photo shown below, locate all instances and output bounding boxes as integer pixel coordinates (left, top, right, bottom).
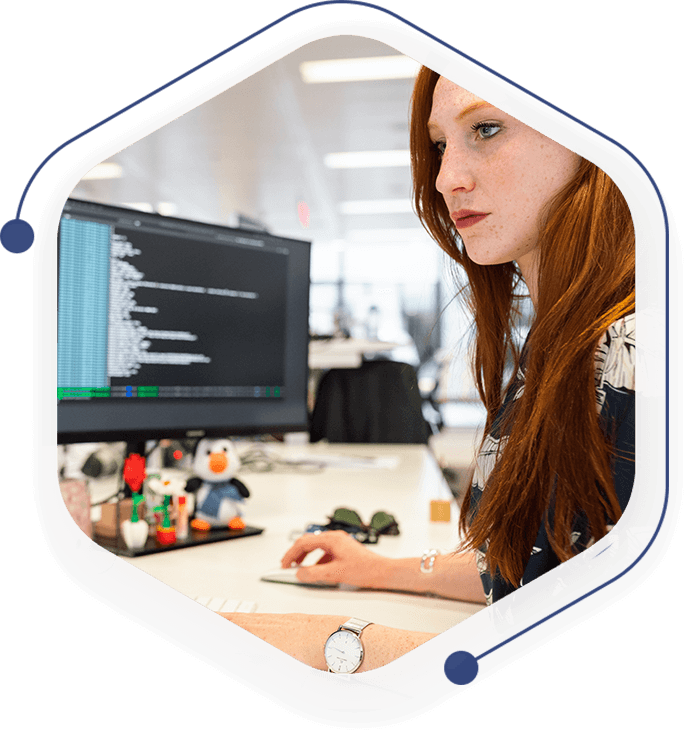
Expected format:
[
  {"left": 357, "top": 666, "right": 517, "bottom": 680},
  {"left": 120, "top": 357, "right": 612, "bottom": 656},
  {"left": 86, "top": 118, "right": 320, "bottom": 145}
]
[{"left": 126, "top": 443, "right": 484, "bottom": 634}]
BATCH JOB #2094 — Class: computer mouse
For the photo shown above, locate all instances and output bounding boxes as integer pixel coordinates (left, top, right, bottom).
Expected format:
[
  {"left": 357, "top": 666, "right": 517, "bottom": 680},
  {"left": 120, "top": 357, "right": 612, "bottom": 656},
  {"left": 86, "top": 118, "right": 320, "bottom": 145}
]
[{"left": 260, "top": 567, "right": 338, "bottom": 588}]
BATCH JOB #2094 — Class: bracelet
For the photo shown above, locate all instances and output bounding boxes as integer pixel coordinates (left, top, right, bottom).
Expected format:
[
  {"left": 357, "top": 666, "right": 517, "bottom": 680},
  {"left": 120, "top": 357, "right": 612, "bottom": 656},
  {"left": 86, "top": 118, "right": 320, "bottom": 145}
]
[{"left": 420, "top": 548, "right": 440, "bottom": 574}]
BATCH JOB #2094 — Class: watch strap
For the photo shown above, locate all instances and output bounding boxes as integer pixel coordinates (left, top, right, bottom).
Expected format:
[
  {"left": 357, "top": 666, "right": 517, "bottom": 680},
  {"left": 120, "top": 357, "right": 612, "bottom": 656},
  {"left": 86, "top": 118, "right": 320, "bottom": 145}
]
[{"left": 339, "top": 617, "right": 372, "bottom": 637}]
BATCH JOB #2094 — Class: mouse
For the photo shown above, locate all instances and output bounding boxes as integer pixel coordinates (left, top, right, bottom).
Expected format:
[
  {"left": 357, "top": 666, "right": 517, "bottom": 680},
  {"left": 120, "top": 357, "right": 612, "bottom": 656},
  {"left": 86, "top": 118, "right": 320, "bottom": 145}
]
[{"left": 260, "top": 567, "right": 338, "bottom": 588}]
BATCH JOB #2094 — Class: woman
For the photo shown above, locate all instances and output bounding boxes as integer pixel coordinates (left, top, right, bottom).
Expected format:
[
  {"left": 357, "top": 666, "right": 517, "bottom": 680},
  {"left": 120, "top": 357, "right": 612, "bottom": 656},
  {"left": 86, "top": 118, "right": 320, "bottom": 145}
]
[{"left": 222, "top": 67, "right": 635, "bottom": 671}]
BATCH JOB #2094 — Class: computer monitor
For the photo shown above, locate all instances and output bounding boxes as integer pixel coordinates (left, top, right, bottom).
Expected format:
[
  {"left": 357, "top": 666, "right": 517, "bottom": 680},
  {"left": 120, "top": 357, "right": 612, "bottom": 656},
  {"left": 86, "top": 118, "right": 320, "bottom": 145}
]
[
  {"left": 57, "top": 198, "right": 311, "bottom": 556},
  {"left": 57, "top": 198, "right": 312, "bottom": 447}
]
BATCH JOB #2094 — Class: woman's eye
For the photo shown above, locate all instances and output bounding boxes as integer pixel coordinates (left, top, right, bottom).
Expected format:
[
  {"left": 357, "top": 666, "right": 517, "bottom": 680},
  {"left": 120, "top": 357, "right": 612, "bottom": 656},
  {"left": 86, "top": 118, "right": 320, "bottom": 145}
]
[
  {"left": 434, "top": 140, "right": 446, "bottom": 156},
  {"left": 472, "top": 122, "right": 501, "bottom": 139}
]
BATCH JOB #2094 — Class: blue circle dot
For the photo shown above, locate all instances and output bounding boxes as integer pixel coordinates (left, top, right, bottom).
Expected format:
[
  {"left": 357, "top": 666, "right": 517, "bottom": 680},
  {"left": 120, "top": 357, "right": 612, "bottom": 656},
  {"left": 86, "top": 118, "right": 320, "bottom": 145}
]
[
  {"left": 444, "top": 651, "right": 479, "bottom": 685},
  {"left": 1, "top": 219, "right": 34, "bottom": 253}
]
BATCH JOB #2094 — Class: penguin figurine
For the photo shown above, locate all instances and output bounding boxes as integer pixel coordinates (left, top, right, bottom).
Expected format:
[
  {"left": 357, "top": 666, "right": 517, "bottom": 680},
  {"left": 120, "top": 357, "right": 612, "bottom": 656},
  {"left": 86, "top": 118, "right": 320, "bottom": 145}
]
[{"left": 185, "top": 438, "right": 250, "bottom": 530}]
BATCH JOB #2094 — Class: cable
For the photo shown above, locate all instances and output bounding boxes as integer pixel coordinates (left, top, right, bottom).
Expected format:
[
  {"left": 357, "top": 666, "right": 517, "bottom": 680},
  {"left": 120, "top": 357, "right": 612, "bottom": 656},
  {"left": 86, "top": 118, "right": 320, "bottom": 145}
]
[{"left": 238, "top": 444, "right": 324, "bottom": 475}]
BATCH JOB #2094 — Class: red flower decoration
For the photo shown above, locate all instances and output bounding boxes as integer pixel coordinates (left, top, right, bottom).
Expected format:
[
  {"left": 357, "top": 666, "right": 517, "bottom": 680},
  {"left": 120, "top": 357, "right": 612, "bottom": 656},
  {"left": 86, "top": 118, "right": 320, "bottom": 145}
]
[{"left": 123, "top": 453, "right": 146, "bottom": 493}]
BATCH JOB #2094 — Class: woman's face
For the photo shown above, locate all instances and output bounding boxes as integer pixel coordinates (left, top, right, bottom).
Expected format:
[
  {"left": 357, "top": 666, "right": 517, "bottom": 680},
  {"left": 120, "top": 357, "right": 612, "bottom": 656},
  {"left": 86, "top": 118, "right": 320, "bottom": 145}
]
[{"left": 428, "top": 77, "right": 581, "bottom": 286}]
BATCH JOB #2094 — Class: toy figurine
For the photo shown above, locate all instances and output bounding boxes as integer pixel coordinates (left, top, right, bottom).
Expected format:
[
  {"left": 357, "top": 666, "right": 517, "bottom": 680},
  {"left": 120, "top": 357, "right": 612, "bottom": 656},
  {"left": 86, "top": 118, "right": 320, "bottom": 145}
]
[
  {"left": 185, "top": 438, "right": 250, "bottom": 530},
  {"left": 147, "top": 470, "right": 188, "bottom": 506},
  {"left": 147, "top": 470, "right": 188, "bottom": 539}
]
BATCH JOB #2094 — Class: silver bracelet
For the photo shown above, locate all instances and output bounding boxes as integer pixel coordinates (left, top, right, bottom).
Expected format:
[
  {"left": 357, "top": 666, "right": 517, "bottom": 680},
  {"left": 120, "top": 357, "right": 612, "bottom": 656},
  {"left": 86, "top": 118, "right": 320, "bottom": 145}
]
[{"left": 420, "top": 548, "right": 440, "bottom": 574}]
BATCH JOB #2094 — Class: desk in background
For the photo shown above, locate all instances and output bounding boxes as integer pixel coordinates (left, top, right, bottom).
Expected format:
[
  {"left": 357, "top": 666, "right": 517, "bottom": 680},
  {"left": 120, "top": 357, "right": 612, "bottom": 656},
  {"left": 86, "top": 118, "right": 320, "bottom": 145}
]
[
  {"left": 308, "top": 338, "right": 401, "bottom": 369},
  {"left": 126, "top": 443, "right": 484, "bottom": 634}
]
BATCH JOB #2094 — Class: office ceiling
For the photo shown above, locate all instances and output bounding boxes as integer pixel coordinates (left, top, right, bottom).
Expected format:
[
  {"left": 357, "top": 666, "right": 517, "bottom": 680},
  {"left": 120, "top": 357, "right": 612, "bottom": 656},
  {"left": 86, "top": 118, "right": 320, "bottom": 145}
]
[{"left": 71, "top": 36, "right": 431, "bottom": 252}]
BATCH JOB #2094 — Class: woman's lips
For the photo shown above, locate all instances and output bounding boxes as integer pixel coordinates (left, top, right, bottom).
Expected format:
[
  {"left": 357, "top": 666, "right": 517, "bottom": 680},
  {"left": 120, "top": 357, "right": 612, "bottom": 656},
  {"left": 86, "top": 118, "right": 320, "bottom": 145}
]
[{"left": 451, "top": 209, "right": 489, "bottom": 229}]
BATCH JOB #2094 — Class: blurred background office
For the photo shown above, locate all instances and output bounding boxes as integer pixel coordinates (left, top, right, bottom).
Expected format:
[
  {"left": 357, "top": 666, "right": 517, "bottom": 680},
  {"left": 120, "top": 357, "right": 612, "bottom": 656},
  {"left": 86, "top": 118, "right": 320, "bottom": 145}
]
[{"left": 69, "top": 36, "right": 498, "bottom": 466}]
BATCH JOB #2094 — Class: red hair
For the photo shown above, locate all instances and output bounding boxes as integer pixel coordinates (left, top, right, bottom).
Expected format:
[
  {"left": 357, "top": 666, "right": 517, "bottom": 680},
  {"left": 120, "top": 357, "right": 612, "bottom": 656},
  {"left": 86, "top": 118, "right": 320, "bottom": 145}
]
[{"left": 410, "top": 67, "right": 635, "bottom": 586}]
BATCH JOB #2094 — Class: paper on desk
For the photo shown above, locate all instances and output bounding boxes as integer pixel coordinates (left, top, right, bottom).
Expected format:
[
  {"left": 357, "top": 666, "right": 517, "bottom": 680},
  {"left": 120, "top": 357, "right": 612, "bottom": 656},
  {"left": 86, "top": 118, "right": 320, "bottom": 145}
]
[{"left": 284, "top": 453, "right": 400, "bottom": 470}]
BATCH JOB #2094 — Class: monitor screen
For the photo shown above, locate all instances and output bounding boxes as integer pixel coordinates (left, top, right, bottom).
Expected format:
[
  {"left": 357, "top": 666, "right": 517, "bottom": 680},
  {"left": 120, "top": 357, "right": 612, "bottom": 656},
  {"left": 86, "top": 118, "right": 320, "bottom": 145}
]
[{"left": 57, "top": 199, "right": 311, "bottom": 443}]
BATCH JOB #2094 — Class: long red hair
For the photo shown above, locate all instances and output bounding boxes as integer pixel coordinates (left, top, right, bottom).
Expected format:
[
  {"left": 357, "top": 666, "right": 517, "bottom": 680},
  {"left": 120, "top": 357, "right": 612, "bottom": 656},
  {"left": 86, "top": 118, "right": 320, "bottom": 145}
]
[{"left": 410, "top": 67, "right": 635, "bottom": 586}]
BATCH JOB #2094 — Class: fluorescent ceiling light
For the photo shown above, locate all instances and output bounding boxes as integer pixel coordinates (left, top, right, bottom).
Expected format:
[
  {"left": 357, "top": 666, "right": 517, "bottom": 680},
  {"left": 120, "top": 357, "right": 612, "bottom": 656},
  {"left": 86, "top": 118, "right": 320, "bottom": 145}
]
[
  {"left": 81, "top": 162, "right": 123, "bottom": 180},
  {"left": 300, "top": 55, "right": 420, "bottom": 83},
  {"left": 324, "top": 150, "right": 410, "bottom": 169},
  {"left": 157, "top": 202, "right": 178, "bottom": 217},
  {"left": 120, "top": 202, "right": 177, "bottom": 215},
  {"left": 340, "top": 199, "right": 413, "bottom": 215},
  {"left": 122, "top": 202, "right": 154, "bottom": 213}
]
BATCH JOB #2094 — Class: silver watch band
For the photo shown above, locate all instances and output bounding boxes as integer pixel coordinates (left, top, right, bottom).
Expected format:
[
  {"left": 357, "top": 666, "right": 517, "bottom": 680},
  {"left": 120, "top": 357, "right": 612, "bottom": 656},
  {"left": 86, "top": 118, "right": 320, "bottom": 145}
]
[{"left": 339, "top": 617, "right": 372, "bottom": 637}]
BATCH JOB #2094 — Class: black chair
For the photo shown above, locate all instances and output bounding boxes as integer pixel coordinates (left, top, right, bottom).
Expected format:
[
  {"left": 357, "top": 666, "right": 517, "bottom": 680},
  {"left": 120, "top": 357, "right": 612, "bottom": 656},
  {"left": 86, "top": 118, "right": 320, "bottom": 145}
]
[{"left": 309, "top": 360, "right": 432, "bottom": 443}]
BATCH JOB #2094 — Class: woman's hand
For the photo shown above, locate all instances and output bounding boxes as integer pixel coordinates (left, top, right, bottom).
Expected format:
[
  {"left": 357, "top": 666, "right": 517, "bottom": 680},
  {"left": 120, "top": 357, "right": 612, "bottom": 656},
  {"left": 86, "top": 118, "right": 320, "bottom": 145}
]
[
  {"left": 281, "top": 531, "right": 487, "bottom": 603},
  {"left": 280, "top": 530, "right": 392, "bottom": 589}
]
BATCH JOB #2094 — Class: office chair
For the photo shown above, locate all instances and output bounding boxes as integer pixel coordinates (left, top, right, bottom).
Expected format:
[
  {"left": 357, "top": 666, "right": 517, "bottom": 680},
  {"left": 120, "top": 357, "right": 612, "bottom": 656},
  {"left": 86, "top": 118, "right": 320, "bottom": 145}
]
[{"left": 309, "top": 360, "right": 432, "bottom": 443}]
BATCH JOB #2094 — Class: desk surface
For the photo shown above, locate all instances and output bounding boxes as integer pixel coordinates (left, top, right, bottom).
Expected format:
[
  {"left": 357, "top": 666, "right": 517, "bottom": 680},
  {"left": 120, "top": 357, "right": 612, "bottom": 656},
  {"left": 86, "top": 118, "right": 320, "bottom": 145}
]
[
  {"left": 126, "top": 443, "right": 484, "bottom": 634},
  {"left": 308, "top": 338, "right": 401, "bottom": 368}
]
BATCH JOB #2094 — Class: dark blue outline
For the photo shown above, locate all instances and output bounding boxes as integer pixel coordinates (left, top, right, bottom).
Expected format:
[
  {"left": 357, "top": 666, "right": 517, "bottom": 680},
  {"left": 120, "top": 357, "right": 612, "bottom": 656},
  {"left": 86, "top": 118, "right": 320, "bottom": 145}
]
[{"left": 28, "top": 0, "right": 670, "bottom": 728}]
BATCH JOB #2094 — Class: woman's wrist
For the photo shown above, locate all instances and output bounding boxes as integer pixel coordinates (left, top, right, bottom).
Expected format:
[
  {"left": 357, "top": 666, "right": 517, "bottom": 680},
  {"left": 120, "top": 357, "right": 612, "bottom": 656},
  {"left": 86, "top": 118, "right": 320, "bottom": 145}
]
[
  {"left": 358, "top": 623, "right": 436, "bottom": 672},
  {"left": 376, "top": 551, "right": 486, "bottom": 603},
  {"left": 374, "top": 555, "right": 433, "bottom": 594}
]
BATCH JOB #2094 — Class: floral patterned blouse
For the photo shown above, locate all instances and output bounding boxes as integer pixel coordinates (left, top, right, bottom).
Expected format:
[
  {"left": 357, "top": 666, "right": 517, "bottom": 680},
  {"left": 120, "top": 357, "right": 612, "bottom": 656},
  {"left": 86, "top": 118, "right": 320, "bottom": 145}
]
[{"left": 471, "top": 310, "right": 664, "bottom": 605}]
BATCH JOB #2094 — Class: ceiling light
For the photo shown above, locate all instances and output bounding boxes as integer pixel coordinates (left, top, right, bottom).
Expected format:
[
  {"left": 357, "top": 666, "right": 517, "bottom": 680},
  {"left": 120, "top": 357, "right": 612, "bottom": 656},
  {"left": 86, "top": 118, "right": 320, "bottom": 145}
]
[
  {"left": 300, "top": 55, "right": 420, "bottom": 83},
  {"left": 324, "top": 150, "right": 410, "bottom": 169},
  {"left": 157, "top": 202, "right": 178, "bottom": 217},
  {"left": 81, "top": 162, "right": 123, "bottom": 180},
  {"left": 122, "top": 202, "right": 154, "bottom": 213},
  {"left": 339, "top": 199, "right": 413, "bottom": 215}
]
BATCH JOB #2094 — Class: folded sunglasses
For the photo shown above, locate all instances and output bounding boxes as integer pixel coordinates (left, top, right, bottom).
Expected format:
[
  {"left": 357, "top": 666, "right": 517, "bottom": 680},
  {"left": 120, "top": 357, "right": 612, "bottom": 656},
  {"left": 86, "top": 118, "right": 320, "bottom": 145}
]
[{"left": 325, "top": 507, "right": 400, "bottom": 544}]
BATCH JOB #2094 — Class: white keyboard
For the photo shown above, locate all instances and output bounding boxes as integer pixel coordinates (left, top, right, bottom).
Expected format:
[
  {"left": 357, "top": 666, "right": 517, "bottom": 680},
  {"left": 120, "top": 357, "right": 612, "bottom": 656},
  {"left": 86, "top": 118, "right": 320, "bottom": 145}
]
[{"left": 194, "top": 595, "right": 257, "bottom": 613}]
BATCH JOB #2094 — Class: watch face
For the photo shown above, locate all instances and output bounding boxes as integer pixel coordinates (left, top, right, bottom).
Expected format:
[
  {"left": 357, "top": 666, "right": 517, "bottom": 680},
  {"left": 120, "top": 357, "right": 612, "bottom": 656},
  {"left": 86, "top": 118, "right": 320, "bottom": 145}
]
[{"left": 324, "top": 629, "right": 364, "bottom": 674}]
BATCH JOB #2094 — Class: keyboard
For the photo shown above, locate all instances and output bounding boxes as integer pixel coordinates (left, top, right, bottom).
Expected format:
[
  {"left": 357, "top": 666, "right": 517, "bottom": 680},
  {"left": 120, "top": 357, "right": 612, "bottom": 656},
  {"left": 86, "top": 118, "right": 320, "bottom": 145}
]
[{"left": 193, "top": 595, "right": 257, "bottom": 613}]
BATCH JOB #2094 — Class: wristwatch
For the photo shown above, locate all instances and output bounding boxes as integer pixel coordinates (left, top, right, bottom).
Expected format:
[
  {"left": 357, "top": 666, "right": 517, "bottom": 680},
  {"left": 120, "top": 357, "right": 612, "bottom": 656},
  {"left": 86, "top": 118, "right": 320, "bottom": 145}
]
[{"left": 324, "top": 617, "right": 372, "bottom": 674}]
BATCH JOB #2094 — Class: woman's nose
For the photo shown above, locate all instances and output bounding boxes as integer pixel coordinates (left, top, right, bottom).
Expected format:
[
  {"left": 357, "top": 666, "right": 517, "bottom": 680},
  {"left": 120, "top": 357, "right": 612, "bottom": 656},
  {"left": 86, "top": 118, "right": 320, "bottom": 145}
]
[{"left": 435, "top": 147, "right": 475, "bottom": 196}]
